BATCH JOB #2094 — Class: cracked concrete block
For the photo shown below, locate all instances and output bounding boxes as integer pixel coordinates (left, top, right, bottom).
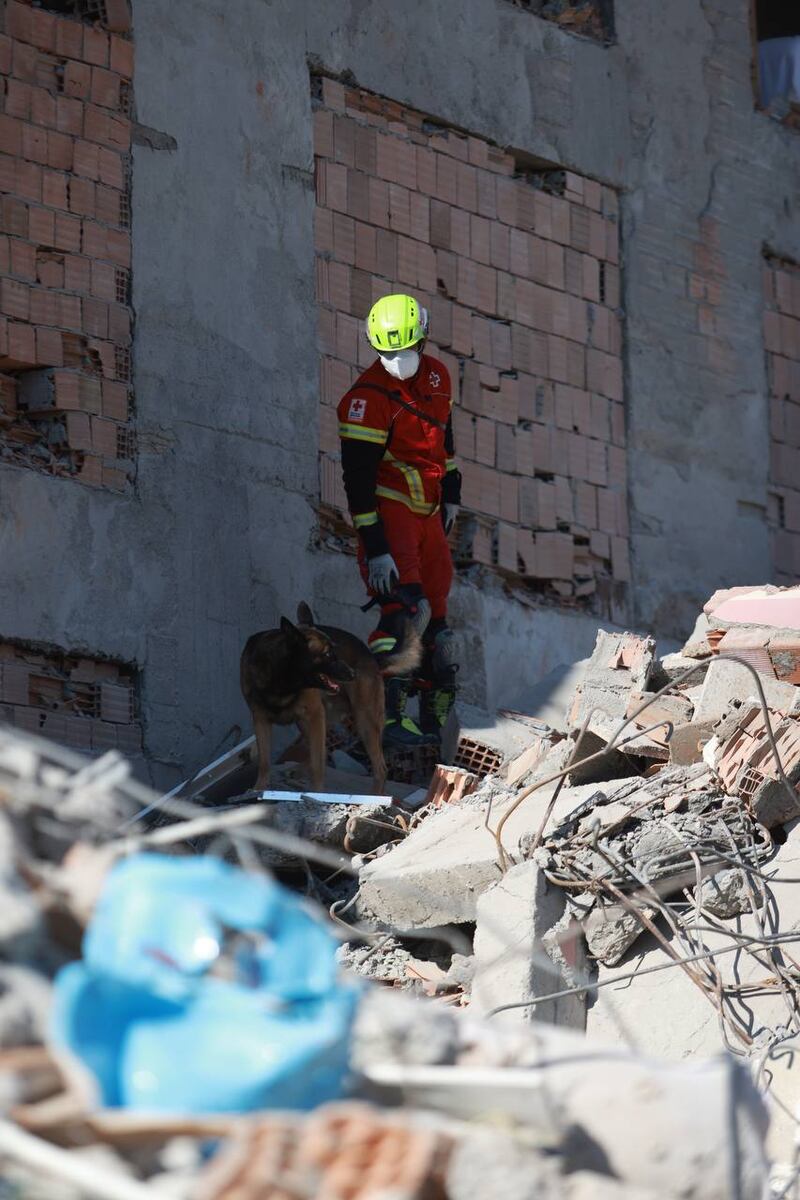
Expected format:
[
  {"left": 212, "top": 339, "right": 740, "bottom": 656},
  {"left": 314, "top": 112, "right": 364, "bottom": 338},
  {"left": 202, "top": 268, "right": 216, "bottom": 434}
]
[
  {"left": 470, "top": 861, "right": 587, "bottom": 1030},
  {"left": 693, "top": 658, "right": 799, "bottom": 725},
  {"left": 669, "top": 719, "right": 715, "bottom": 765},
  {"left": 567, "top": 631, "right": 657, "bottom": 743},
  {"left": 698, "top": 868, "right": 754, "bottom": 919},
  {"left": 583, "top": 902, "right": 656, "bottom": 966},
  {"left": 587, "top": 819, "right": 800, "bottom": 1164},
  {"left": 357, "top": 779, "right": 641, "bottom": 929}
]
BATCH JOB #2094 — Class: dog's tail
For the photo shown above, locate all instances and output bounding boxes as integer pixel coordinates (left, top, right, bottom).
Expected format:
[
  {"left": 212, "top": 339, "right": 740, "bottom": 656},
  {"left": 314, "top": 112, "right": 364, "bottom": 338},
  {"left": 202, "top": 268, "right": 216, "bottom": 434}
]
[{"left": 380, "top": 622, "right": 424, "bottom": 677}]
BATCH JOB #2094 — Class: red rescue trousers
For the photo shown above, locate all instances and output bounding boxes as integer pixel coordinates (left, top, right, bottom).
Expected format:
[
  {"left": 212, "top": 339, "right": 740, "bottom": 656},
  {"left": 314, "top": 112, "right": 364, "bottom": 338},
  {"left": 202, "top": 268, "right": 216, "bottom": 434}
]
[{"left": 357, "top": 497, "right": 454, "bottom": 621}]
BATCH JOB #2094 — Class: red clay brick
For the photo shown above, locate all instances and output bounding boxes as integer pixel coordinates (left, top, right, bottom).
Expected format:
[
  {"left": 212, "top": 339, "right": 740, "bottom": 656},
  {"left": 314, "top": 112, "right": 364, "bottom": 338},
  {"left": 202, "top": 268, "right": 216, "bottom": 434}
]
[
  {"left": 82, "top": 296, "right": 108, "bottom": 338},
  {"left": 0, "top": 116, "right": 23, "bottom": 158},
  {"left": 470, "top": 214, "right": 491, "bottom": 265},
  {"left": 101, "top": 378, "right": 128, "bottom": 421},
  {"left": 6, "top": 2, "right": 33, "bottom": 43},
  {"left": 47, "top": 130, "right": 73, "bottom": 171},
  {"left": 27, "top": 205, "right": 53, "bottom": 244},
  {"left": 4, "top": 320, "right": 35, "bottom": 366},
  {"left": 333, "top": 114, "right": 355, "bottom": 167},
  {"left": 66, "top": 409, "right": 92, "bottom": 450},
  {"left": 29, "top": 7, "right": 56, "bottom": 52},
  {"left": 99, "top": 149, "right": 126, "bottom": 194},
  {"left": 31, "top": 86, "right": 56, "bottom": 129},
  {"left": 90, "top": 414, "right": 118, "bottom": 457},
  {"left": 29, "top": 286, "right": 59, "bottom": 325},
  {"left": 72, "top": 138, "right": 100, "bottom": 181},
  {"left": 105, "top": 226, "right": 130, "bottom": 267},
  {"left": 56, "top": 96, "right": 84, "bottom": 136},
  {"left": 0, "top": 278, "right": 29, "bottom": 320},
  {"left": 0, "top": 36, "right": 10, "bottom": 78},
  {"left": 54, "top": 211, "right": 81, "bottom": 252},
  {"left": 22, "top": 122, "right": 48, "bottom": 165},
  {"left": 13, "top": 159, "right": 42, "bottom": 203},
  {"left": 5, "top": 80, "right": 32, "bottom": 121},
  {"left": 104, "top": 0, "right": 132, "bottom": 33},
  {"left": 416, "top": 145, "right": 436, "bottom": 195},
  {"left": 489, "top": 221, "right": 509, "bottom": 272},
  {"left": 1, "top": 197, "right": 29, "bottom": 238},
  {"left": 35, "top": 325, "right": 63, "bottom": 366},
  {"left": 68, "top": 176, "right": 95, "bottom": 217},
  {"left": 109, "top": 34, "right": 134, "bottom": 80},
  {"left": 55, "top": 16, "right": 84, "bottom": 60},
  {"left": 64, "top": 60, "right": 91, "bottom": 100},
  {"left": 83, "top": 26, "right": 109, "bottom": 68},
  {"left": 12, "top": 41, "right": 38, "bottom": 85},
  {"left": 89, "top": 259, "right": 115, "bottom": 301},
  {"left": 9, "top": 237, "right": 36, "bottom": 280},
  {"left": 106, "top": 295, "right": 131, "bottom": 343},
  {"left": 91, "top": 66, "right": 121, "bottom": 111},
  {"left": 36, "top": 250, "right": 63, "bottom": 288},
  {"left": 409, "top": 192, "right": 429, "bottom": 242},
  {"left": 59, "top": 292, "right": 81, "bottom": 329},
  {"left": 388, "top": 183, "right": 410, "bottom": 236},
  {"left": 41, "top": 168, "right": 67, "bottom": 209},
  {"left": 95, "top": 183, "right": 122, "bottom": 226}
]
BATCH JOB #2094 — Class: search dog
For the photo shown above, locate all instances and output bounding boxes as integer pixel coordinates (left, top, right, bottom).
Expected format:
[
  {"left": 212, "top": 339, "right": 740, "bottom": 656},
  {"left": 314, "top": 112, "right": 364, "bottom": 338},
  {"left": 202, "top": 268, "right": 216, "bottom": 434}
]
[{"left": 240, "top": 602, "right": 421, "bottom": 795}]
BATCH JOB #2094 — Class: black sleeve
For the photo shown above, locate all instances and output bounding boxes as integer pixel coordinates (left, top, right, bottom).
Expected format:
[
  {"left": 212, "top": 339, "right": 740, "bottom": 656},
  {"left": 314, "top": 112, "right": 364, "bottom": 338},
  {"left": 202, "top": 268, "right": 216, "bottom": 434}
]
[
  {"left": 340, "top": 439, "right": 390, "bottom": 559},
  {"left": 444, "top": 413, "right": 455, "bottom": 457},
  {"left": 441, "top": 413, "right": 462, "bottom": 506}
]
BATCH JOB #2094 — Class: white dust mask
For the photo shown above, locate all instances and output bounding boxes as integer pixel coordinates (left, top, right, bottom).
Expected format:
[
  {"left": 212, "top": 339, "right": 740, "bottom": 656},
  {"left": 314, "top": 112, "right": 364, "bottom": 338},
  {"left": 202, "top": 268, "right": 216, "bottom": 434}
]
[{"left": 380, "top": 348, "right": 420, "bottom": 380}]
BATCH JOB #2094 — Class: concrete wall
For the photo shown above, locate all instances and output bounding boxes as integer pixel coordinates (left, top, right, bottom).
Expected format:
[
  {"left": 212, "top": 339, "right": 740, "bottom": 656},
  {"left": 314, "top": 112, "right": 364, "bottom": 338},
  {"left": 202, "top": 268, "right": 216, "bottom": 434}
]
[{"left": 1, "top": 0, "right": 797, "bottom": 785}]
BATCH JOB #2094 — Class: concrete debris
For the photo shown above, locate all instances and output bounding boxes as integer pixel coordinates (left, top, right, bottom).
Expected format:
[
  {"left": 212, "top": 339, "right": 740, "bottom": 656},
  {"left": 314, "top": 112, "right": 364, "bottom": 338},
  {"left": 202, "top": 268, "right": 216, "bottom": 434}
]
[
  {"left": 582, "top": 901, "right": 657, "bottom": 966},
  {"left": 470, "top": 861, "right": 586, "bottom": 1029},
  {"left": 567, "top": 630, "right": 657, "bottom": 743},
  {"left": 6, "top": 581, "right": 800, "bottom": 1193}
]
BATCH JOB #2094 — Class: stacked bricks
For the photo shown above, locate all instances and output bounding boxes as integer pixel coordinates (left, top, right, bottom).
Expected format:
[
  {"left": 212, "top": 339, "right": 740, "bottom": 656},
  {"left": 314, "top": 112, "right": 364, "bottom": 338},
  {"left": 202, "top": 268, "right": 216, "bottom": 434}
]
[
  {"left": 0, "top": 639, "right": 142, "bottom": 756},
  {"left": 764, "top": 255, "right": 800, "bottom": 583},
  {"left": 313, "top": 77, "right": 628, "bottom": 610},
  {"left": 0, "top": 0, "right": 134, "bottom": 492}
]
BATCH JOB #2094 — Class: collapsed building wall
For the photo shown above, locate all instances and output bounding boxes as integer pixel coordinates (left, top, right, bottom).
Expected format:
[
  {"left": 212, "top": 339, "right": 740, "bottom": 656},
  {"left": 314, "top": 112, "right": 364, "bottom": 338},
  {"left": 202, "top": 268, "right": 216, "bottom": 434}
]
[{"left": 0, "top": 0, "right": 798, "bottom": 784}]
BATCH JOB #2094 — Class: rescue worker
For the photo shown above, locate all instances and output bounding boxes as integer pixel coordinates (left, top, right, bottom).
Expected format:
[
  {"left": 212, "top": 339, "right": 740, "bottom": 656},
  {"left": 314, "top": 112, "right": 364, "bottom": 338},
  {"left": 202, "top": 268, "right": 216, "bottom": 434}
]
[{"left": 336, "top": 293, "right": 461, "bottom": 748}]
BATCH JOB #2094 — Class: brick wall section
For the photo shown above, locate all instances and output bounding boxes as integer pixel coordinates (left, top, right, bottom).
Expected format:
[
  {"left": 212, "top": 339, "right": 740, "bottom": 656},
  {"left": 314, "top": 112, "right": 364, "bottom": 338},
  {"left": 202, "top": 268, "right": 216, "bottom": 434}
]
[
  {"left": 0, "top": 639, "right": 141, "bottom": 755},
  {"left": 0, "top": 0, "right": 134, "bottom": 492},
  {"left": 313, "top": 77, "right": 627, "bottom": 613},
  {"left": 764, "top": 255, "right": 800, "bottom": 583}
]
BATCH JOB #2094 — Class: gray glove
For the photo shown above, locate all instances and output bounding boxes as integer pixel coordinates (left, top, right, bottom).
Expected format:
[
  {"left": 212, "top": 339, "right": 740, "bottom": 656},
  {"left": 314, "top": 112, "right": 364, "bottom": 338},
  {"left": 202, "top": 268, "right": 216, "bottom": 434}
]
[
  {"left": 367, "top": 553, "right": 399, "bottom": 595},
  {"left": 444, "top": 504, "right": 460, "bottom": 534}
]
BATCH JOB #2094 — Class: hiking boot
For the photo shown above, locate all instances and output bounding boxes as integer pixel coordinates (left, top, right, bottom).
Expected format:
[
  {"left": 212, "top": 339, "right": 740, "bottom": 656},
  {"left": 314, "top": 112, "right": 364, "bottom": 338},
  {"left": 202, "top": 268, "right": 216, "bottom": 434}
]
[
  {"left": 384, "top": 676, "right": 438, "bottom": 748},
  {"left": 418, "top": 683, "right": 457, "bottom": 740}
]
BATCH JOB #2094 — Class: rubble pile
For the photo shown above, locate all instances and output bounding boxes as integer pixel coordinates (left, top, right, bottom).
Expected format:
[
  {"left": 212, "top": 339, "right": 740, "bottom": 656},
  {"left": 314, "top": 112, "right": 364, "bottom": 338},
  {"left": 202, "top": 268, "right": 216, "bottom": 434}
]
[{"left": 1, "top": 584, "right": 800, "bottom": 1197}]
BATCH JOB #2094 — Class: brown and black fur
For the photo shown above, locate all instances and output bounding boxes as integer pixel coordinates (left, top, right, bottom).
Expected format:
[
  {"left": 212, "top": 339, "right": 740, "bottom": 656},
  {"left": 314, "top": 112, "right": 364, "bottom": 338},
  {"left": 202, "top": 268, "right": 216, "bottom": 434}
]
[{"left": 240, "top": 602, "right": 421, "bottom": 795}]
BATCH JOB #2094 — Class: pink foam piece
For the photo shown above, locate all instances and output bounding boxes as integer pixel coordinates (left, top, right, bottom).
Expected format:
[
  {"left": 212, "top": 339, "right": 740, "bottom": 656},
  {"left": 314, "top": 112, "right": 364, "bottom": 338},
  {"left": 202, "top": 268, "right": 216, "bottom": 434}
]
[{"left": 713, "top": 589, "right": 800, "bottom": 630}]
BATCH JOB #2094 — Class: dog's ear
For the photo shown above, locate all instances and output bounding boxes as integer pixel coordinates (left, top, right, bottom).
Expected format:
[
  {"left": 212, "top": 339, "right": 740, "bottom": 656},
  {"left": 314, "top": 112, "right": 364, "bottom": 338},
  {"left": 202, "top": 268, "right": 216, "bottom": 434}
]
[
  {"left": 280, "top": 616, "right": 303, "bottom": 639},
  {"left": 296, "top": 602, "right": 315, "bottom": 627}
]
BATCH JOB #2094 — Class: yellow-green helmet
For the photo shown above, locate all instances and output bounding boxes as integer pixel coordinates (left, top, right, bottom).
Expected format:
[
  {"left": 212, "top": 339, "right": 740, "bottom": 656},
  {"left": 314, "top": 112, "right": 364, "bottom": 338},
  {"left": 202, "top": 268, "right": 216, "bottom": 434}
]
[{"left": 366, "top": 293, "right": 429, "bottom": 352}]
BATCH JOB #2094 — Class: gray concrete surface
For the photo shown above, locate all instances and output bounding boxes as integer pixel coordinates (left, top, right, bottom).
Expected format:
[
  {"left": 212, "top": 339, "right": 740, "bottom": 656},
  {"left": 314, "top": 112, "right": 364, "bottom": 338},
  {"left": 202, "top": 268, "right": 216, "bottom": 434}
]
[{"left": 0, "top": 0, "right": 797, "bottom": 783}]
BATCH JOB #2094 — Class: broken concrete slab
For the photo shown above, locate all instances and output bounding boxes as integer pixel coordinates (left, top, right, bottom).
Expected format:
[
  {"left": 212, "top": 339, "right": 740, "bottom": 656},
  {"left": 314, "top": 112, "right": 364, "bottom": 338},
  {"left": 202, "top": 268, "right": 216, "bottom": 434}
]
[
  {"left": 669, "top": 720, "right": 715, "bottom": 765},
  {"left": 470, "top": 861, "right": 586, "bottom": 1030},
  {"left": 583, "top": 902, "right": 657, "bottom": 967},
  {"left": 360, "top": 994, "right": 769, "bottom": 1200},
  {"left": 567, "top": 631, "right": 657, "bottom": 744},
  {"left": 655, "top": 652, "right": 709, "bottom": 689},
  {"left": 692, "top": 658, "right": 800, "bottom": 725},
  {"left": 259, "top": 794, "right": 399, "bottom": 862},
  {"left": 357, "top": 778, "right": 643, "bottom": 930},
  {"left": 587, "top": 817, "right": 800, "bottom": 1163}
]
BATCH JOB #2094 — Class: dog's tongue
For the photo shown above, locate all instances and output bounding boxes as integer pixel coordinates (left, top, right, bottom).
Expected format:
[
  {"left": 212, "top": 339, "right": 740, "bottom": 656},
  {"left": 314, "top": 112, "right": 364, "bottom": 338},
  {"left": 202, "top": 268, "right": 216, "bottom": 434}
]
[{"left": 321, "top": 674, "right": 340, "bottom": 693}]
